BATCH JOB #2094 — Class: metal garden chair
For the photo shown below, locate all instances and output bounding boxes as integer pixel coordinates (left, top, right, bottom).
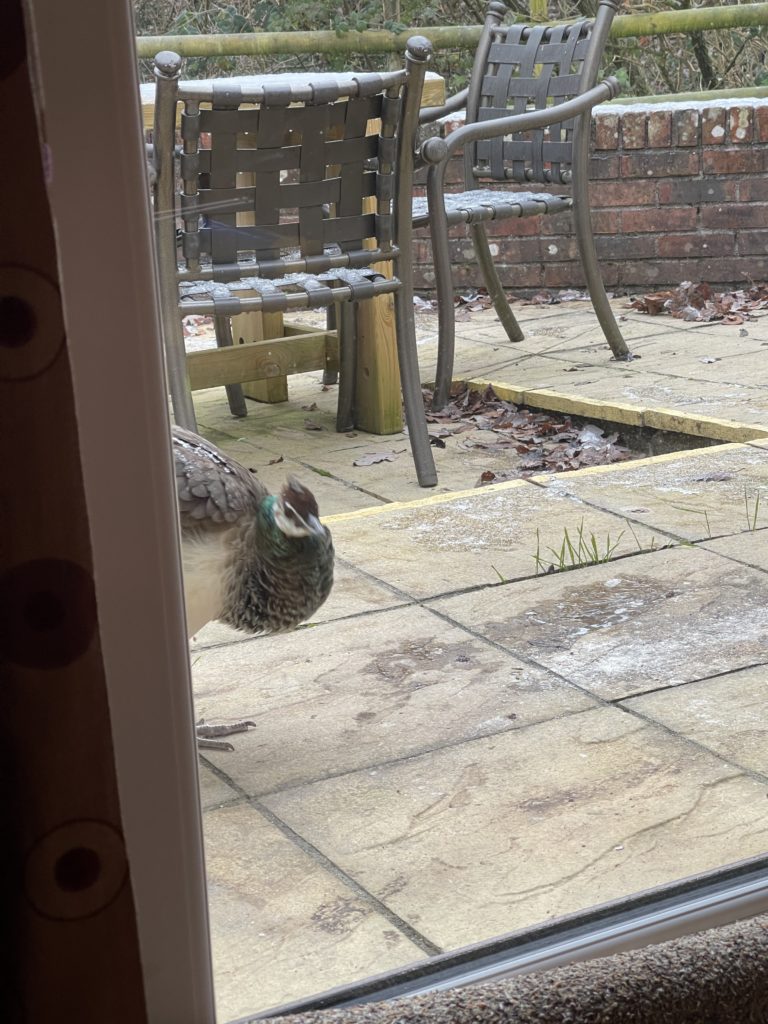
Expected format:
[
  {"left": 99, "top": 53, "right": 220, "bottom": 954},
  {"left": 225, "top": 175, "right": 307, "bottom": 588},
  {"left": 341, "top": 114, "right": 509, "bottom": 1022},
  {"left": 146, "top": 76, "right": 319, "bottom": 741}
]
[
  {"left": 151, "top": 39, "right": 438, "bottom": 488},
  {"left": 415, "top": 0, "right": 631, "bottom": 410}
]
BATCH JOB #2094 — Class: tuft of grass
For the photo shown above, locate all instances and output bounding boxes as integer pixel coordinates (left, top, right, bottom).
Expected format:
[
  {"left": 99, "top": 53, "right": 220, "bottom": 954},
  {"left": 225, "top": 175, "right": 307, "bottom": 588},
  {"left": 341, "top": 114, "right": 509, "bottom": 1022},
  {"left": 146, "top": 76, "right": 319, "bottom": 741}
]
[
  {"left": 744, "top": 488, "right": 762, "bottom": 531},
  {"left": 668, "top": 502, "right": 712, "bottom": 538},
  {"left": 623, "top": 518, "right": 661, "bottom": 554},
  {"left": 533, "top": 519, "right": 624, "bottom": 575}
]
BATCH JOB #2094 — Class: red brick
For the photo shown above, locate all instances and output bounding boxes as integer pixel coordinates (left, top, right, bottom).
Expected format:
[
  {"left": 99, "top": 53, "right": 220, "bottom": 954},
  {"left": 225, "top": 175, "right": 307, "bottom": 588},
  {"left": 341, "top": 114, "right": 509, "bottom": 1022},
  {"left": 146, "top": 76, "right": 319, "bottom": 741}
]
[
  {"left": 597, "top": 234, "right": 656, "bottom": 260},
  {"left": 657, "top": 232, "right": 734, "bottom": 258},
  {"left": 543, "top": 262, "right": 587, "bottom": 287},
  {"left": 737, "top": 230, "right": 768, "bottom": 255},
  {"left": 589, "top": 180, "right": 656, "bottom": 206},
  {"left": 672, "top": 109, "right": 699, "bottom": 147},
  {"left": 702, "top": 107, "right": 727, "bottom": 145},
  {"left": 448, "top": 236, "right": 542, "bottom": 264},
  {"left": 612, "top": 256, "right": 768, "bottom": 290},
  {"left": 589, "top": 154, "right": 621, "bottom": 179},
  {"left": 484, "top": 264, "right": 545, "bottom": 289},
  {"left": 657, "top": 179, "right": 737, "bottom": 205},
  {"left": 728, "top": 105, "right": 753, "bottom": 144},
  {"left": 484, "top": 215, "right": 543, "bottom": 237},
  {"left": 622, "top": 207, "right": 698, "bottom": 233},
  {"left": 544, "top": 238, "right": 580, "bottom": 261},
  {"left": 755, "top": 107, "right": 768, "bottom": 143},
  {"left": 647, "top": 110, "right": 672, "bottom": 148},
  {"left": 412, "top": 239, "right": 433, "bottom": 261},
  {"left": 703, "top": 148, "right": 768, "bottom": 175},
  {"left": 701, "top": 202, "right": 768, "bottom": 229},
  {"left": 621, "top": 151, "right": 699, "bottom": 178},
  {"left": 588, "top": 209, "right": 621, "bottom": 234},
  {"left": 613, "top": 260, "right": 665, "bottom": 286},
  {"left": 539, "top": 211, "right": 573, "bottom": 235},
  {"left": 444, "top": 160, "right": 466, "bottom": 187},
  {"left": 593, "top": 112, "right": 620, "bottom": 150},
  {"left": 739, "top": 178, "right": 768, "bottom": 203},
  {"left": 621, "top": 111, "right": 647, "bottom": 149},
  {"left": 697, "top": 256, "right": 768, "bottom": 282}
]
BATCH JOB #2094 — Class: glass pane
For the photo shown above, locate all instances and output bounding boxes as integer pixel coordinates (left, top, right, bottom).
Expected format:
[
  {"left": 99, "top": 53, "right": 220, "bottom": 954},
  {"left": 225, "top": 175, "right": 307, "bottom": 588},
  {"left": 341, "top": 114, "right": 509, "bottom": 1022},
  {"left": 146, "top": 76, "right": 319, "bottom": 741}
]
[
  {"left": 135, "top": 19, "right": 768, "bottom": 1024},
  {"left": 184, "top": 315, "right": 768, "bottom": 1017}
]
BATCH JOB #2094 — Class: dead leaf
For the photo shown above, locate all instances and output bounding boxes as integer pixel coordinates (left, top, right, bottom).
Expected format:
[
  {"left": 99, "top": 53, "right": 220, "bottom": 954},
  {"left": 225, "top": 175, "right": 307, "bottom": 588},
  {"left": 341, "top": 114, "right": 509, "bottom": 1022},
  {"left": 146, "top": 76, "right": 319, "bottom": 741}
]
[
  {"left": 421, "top": 382, "right": 638, "bottom": 479},
  {"left": 524, "top": 290, "right": 559, "bottom": 306},
  {"left": 267, "top": 456, "right": 284, "bottom": 465},
  {"left": 304, "top": 419, "right": 323, "bottom": 431},
  {"left": 628, "top": 280, "right": 768, "bottom": 324},
  {"left": 302, "top": 402, "right": 319, "bottom": 412}
]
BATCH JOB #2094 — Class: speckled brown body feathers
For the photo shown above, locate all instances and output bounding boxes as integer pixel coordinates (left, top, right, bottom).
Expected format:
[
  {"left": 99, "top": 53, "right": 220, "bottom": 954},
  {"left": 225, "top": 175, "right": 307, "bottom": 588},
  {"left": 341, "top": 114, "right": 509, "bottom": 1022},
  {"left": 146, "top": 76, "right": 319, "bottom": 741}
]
[{"left": 172, "top": 426, "right": 333, "bottom": 636}]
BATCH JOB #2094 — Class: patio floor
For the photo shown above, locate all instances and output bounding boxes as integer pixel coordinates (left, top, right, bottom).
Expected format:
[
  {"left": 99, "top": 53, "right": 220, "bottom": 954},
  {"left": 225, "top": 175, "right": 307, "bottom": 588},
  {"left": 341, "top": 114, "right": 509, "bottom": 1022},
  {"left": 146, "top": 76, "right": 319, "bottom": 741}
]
[{"left": 187, "top": 297, "right": 768, "bottom": 1021}]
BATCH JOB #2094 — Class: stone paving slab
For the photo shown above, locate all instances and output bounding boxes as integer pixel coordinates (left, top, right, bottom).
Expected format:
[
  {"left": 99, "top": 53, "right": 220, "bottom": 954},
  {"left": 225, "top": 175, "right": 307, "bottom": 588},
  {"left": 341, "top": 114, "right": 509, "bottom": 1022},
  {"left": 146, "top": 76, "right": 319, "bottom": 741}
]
[
  {"left": 325, "top": 481, "right": 665, "bottom": 601},
  {"left": 203, "top": 801, "right": 425, "bottom": 1020},
  {"left": 199, "top": 762, "right": 240, "bottom": 810},
  {"left": 702, "top": 527, "right": 768, "bottom": 571},
  {"left": 261, "top": 706, "right": 768, "bottom": 952},
  {"left": 653, "top": 350, "right": 768, "bottom": 387},
  {"left": 531, "top": 444, "right": 768, "bottom": 542},
  {"left": 198, "top": 426, "right": 386, "bottom": 516},
  {"left": 622, "top": 664, "right": 768, "bottom": 777},
  {"left": 567, "top": 324, "right": 766, "bottom": 364},
  {"left": 428, "top": 545, "right": 768, "bottom": 700},
  {"left": 193, "top": 605, "right": 597, "bottom": 796},
  {"left": 547, "top": 375, "right": 768, "bottom": 427}
]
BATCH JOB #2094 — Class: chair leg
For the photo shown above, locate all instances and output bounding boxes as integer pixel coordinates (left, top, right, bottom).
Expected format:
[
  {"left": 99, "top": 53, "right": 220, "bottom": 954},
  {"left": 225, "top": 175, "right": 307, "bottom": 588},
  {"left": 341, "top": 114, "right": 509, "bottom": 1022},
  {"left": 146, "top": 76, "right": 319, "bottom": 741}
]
[
  {"left": 471, "top": 222, "right": 525, "bottom": 345},
  {"left": 323, "top": 305, "right": 338, "bottom": 385},
  {"left": 163, "top": 309, "right": 198, "bottom": 431},
  {"left": 394, "top": 289, "right": 438, "bottom": 488},
  {"left": 571, "top": 177, "right": 631, "bottom": 361},
  {"left": 335, "top": 304, "right": 357, "bottom": 432},
  {"left": 429, "top": 202, "right": 459, "bottom": 412},
  {"left": 213, "top": 315, "right": 248, "bottom": 417}
]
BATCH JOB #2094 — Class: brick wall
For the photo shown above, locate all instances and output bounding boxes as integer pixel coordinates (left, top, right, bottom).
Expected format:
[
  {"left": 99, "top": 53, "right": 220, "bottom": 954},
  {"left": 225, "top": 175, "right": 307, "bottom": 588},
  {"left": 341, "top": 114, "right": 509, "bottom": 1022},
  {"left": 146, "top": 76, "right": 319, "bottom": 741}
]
[{"left": 412, "top": 99, "right": 768, "bottom": 296}]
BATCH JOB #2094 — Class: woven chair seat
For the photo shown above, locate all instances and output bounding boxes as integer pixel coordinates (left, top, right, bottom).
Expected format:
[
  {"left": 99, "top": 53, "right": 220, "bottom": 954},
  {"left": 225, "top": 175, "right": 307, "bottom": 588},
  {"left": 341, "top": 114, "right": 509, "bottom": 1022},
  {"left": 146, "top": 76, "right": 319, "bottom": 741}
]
[
  {"left": 178, "top": 265, "right": 397, "bottom": 315},
  {"left": 412, "top": 189, "right": 571, "bottom": 228}
]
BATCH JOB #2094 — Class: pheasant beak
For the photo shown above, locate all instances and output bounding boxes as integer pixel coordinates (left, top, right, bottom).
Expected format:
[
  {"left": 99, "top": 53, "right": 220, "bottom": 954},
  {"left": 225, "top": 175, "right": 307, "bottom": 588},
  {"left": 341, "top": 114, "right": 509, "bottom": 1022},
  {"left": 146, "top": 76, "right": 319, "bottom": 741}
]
[{"left": 306, "top": 513, "right": 325, "bottom": 536}]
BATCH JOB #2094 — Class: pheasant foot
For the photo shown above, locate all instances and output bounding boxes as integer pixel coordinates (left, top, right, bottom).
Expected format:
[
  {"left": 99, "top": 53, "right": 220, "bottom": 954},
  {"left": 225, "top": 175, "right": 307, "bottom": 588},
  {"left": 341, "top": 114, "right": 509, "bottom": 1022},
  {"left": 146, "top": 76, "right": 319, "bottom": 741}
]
[{"left": 196, "top": 718, "right": 257, "bottom": 752}]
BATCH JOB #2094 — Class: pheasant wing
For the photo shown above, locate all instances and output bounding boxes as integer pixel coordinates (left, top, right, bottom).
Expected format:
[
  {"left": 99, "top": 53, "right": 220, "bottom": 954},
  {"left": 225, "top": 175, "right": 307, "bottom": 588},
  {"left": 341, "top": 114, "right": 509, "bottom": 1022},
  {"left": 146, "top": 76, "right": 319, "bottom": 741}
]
[{"left": 172, "top": 426, "right": 267, "bottom": 536}]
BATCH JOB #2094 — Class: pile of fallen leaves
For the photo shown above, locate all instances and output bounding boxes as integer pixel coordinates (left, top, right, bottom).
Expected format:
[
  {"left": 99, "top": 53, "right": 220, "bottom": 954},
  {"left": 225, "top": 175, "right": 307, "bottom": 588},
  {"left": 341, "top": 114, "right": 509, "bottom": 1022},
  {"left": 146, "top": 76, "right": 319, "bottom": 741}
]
[
  {"left": 628, "top": 281, "right": 768, "bottom": 324},
  {"left": 424, "top": 383, "right": 635, "bottom": 485}
]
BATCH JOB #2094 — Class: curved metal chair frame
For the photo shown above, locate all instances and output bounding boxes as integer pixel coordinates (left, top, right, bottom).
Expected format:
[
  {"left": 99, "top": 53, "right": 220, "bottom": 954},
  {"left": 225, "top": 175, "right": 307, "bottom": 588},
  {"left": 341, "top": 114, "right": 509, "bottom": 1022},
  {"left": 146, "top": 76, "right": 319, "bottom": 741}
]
[
  {"left": 151, "top": 40, "right": 437, "bottom": 487},
  {"left": 417, "top": 0, "right": 631, "bottom": 410}
]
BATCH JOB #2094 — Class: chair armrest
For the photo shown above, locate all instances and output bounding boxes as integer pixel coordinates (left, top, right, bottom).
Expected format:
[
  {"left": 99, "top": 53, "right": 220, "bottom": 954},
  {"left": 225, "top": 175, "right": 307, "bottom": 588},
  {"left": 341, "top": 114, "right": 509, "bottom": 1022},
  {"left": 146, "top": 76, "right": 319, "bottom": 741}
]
[
  {"left": 420, "top": 77, "right": 620, "bottom": 165},
  {"left": 418, "top": 87, "right": 469, "bottom": 125}
]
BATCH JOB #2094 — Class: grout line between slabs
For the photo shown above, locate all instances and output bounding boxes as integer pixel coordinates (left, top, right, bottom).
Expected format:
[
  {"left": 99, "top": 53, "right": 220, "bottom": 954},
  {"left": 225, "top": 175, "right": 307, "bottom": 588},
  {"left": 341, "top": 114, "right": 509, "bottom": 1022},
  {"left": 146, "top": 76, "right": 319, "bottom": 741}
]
[{"left": 199, "top": 757, "right": 443, "bottom": 958}]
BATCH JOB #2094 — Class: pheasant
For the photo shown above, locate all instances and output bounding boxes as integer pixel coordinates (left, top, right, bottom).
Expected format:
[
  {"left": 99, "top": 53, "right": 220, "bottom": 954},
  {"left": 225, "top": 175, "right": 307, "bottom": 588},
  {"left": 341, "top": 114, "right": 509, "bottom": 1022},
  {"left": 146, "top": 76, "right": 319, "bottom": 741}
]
[{"left": 172, "top": 425, "right": 334, "bottom": 748}]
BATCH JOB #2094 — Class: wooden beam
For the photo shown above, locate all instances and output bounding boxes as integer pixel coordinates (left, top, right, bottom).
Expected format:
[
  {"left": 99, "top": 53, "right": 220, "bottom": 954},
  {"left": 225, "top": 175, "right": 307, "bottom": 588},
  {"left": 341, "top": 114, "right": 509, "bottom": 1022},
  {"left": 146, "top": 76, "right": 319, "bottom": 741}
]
[{"left": 187, "top": 331, "right": 338, "bottom": 390}]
